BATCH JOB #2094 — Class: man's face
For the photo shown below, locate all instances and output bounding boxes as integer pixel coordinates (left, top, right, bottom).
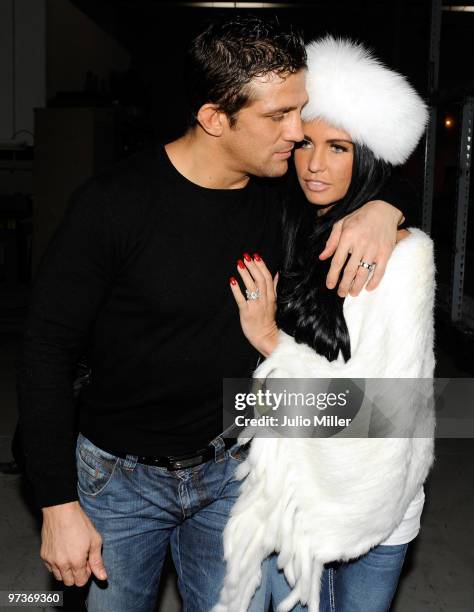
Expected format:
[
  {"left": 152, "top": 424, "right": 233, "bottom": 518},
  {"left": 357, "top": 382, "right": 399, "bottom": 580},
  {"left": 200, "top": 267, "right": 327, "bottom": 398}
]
[{"left": 220, "top": 69, "right": 308, "bottom": 178}]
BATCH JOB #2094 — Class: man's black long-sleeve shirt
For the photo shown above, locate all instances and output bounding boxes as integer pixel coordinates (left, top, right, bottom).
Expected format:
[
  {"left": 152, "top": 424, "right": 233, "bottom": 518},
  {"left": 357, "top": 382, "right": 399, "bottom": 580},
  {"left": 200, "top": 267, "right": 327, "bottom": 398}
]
[
  {"left": 17, "top": 144, "right": 416, "bottom": 508},
  {"left": 17, "top": 145, "right": 284, "bottom": 508}
]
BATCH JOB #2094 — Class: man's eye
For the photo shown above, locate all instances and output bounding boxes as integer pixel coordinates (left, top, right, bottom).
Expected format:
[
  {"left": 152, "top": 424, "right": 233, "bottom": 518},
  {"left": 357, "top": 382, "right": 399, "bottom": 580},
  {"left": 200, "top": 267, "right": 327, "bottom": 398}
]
[{"left": 271, "top": 114, "right": 285, "bottom": 122}]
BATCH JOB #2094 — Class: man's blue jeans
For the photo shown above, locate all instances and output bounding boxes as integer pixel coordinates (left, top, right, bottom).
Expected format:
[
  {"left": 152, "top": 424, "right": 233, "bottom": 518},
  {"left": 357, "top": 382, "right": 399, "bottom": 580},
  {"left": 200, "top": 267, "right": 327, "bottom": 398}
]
[
  {"left": 75, "top": 432, "right": 265, "bottom": 612},
  {"left": 263, "top": 542, "right": 409, "bottom": 611}
]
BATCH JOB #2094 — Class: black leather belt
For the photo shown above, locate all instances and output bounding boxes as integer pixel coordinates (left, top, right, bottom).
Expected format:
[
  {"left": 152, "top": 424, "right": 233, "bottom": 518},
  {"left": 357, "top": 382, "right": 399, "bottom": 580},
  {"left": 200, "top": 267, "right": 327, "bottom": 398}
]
[{"left": 117, "top": 437, "right": 237, "bottom": 471}]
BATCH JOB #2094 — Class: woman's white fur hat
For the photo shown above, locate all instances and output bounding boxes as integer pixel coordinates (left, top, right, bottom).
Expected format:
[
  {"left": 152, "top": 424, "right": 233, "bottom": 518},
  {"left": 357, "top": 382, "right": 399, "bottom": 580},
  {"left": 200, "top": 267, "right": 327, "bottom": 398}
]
[{"left": 301, "top": 36, "right": 429, "bottom": 165}]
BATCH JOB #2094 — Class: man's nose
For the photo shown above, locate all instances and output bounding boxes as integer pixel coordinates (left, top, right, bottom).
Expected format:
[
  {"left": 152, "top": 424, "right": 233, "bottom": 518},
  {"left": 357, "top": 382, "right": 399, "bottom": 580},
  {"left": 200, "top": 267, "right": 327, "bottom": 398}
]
[{"left": 283, "top": 114, "right": 304, "bottom": 143}]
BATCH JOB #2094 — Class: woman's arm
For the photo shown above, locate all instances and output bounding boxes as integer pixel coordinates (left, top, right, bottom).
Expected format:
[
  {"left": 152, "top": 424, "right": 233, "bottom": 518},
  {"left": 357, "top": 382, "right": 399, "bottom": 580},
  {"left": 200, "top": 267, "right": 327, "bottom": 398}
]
[{"left": 229, "top": 253, "right": 279, "bottom": 357}]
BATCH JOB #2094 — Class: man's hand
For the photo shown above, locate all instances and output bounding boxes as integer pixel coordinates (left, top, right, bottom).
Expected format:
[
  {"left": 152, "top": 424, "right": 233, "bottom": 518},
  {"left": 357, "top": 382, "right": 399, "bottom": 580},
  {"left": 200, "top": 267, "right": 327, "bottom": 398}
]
[
  {"left": 319, "top": 200, "right": 404, "bottom": 297},
  {"left": 41, "top": 501, "right": 107, "bottom": 587}
]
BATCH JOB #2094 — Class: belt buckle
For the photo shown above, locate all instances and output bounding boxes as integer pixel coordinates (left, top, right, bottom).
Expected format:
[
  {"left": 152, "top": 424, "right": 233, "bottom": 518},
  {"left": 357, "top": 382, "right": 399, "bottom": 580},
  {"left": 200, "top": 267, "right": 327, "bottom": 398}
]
[{"left": 166, "top": 453, "right": 205, "bottom": 471}]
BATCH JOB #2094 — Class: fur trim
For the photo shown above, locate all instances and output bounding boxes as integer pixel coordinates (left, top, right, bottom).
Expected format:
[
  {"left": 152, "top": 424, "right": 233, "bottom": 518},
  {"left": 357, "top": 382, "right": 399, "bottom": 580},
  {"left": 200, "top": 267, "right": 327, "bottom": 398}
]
[
  {"left": 214, "top": 229, "right": 436, "bottom": 612},
  {"left": 301, "top": 37, "right": 429, "bottom": 165}
]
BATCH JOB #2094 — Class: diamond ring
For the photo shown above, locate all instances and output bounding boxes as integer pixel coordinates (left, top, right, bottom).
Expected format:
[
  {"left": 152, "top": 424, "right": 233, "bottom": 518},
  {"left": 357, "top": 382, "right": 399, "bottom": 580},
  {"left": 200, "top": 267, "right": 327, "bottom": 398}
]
[{"left": 245, "top": 288, "right": 260, "bottom": 300}]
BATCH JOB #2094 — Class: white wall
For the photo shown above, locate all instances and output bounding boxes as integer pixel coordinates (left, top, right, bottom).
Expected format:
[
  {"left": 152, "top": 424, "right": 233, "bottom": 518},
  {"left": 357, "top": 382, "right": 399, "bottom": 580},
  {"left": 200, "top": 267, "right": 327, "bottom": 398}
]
[
  {"left": 0, "top": 1, "right": 16, "bottom": 144},
  {"left": 0, "top": 0, "right": 130, "bottom": 197},
  {"left": 47, "top": 0, "right": 130, "bottom": 99},
  {"left": 0, "top": 0, "right": 46, "bottom": 146},
  {"left": 0, "top": 0, "right": 130, "bottom": 148},
  {"left": 15, "top": 0, "right": 47, "bottom": 145}
]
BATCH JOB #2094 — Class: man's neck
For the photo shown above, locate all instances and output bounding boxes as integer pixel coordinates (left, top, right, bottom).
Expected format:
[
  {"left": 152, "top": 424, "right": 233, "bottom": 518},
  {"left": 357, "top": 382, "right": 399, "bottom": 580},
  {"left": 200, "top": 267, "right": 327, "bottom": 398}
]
[{"left": 164, "top": 130, "right": 250, "bottom": 190}]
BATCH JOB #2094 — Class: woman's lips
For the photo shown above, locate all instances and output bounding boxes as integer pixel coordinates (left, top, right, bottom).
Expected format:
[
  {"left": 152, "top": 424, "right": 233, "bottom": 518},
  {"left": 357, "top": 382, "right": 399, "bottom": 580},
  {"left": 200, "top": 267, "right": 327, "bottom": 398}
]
[{"left": 304, "top": 180, "right": 330, "bottom": 192}]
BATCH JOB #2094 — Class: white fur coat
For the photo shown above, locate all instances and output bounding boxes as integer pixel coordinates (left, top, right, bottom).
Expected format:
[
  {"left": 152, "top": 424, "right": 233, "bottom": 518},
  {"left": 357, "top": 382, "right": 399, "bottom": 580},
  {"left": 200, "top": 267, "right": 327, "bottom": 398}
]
[{"left": 214, "top": 228, "right": 436, "bottom": 612}]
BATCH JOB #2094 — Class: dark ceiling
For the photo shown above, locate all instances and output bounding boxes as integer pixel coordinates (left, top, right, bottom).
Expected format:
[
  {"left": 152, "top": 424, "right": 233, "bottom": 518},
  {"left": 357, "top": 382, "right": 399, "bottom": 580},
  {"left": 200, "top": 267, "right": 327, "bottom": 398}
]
[
  {"left": 69, "top": 0, "right": 473, "bottom": 93},
  {"left": 66, "top": 0, "right": 473, "bottom": 141}
]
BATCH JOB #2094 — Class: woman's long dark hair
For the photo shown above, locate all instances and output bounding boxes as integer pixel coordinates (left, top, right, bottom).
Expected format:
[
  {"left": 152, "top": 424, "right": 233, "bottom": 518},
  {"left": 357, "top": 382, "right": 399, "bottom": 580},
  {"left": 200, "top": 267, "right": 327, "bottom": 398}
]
[{"left": 277, "top": 143, "right": 391, "bottom": 363}]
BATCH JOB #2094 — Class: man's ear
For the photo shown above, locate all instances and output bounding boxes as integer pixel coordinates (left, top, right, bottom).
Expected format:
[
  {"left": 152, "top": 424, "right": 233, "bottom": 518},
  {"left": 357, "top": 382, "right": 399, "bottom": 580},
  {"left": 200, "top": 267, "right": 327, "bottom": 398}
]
[{"left": 196, "top": 104, "right": 226, "bottom": 137}]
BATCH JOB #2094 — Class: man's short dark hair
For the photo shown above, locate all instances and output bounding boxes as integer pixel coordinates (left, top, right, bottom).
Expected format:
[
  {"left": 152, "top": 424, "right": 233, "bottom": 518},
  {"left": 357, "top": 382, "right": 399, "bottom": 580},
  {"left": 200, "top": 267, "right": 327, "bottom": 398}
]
[{"left": 186, "top": 15, "right": 307, "bottom": 127}]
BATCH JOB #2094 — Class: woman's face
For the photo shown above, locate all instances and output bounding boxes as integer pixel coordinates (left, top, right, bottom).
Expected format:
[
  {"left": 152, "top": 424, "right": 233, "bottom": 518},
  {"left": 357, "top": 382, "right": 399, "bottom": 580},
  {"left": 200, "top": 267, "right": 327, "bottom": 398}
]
[{"left": 294, "top": 118, "right": 354, "bottom": 209}]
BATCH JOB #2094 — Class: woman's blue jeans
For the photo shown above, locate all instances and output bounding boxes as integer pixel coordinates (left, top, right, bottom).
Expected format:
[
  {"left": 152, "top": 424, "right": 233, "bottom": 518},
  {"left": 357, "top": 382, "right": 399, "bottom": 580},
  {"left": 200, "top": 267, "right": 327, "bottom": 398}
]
[
  {"left": 75, "top": 431, "right": 265, "bottom": 612},
  {"left": 263, "top": 542, "right": 409, "bottom": 612}
]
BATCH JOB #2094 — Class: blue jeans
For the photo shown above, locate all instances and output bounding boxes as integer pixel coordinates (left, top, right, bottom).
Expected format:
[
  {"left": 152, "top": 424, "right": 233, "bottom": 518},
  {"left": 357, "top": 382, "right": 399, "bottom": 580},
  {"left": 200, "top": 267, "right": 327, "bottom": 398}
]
[
  {"left": 264, "top": 542, "right": 409, "bottom": 611},
  {"left": 75, "top": 432, "right": 265, "bottom": 612}
]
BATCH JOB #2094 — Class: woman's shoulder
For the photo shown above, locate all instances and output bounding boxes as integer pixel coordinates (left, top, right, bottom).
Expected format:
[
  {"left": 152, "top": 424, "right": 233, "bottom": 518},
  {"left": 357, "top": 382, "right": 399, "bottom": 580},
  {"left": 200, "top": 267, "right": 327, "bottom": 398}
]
[
  {"left": 392, "top": 227, "right": 433, "bottom": 256},
  {"left": 343, "top": 227, "right": 435, "bottom": 310},
  {"left": 383, "top": 227, "right": 435, "bottom": 282}
]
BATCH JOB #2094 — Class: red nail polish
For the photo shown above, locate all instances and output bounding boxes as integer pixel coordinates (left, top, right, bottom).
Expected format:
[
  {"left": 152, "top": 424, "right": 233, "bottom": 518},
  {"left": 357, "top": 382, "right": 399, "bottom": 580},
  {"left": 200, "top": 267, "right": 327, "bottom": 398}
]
[
  {"left": 237, "top": 259, "right": 245, "bottom": 270},
  {"left": 253, "top": 253, "right": 262, "bottom": 262},
  {"left": 230, "top": 276, "right": 237, "bottom": 286},
  {"left": 243, "top": 253, "right": 252, "bottom": 262}
]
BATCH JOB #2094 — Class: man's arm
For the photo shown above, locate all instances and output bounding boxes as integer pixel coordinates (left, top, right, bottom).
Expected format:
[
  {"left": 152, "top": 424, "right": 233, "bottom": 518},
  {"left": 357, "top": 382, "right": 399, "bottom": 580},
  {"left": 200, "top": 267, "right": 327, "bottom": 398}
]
[
  {"left": 17, "top": 179, "right": 115, "bottom": 508},
  {"left": 17, "top": 178, "right": 116, "bottom": 585},
  {"left": 319, "top": 174, "right": 419, "bottom": 297},
  {"left": 376, "top": 172, "right": 420, "bottom": 229}
]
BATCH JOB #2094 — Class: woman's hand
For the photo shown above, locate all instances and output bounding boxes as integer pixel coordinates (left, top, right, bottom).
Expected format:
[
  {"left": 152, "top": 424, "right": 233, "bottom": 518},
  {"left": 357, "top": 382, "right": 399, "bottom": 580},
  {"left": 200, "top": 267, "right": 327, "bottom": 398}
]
[{"left": 229, "top": 253, "right": 279, "bottom": 357}]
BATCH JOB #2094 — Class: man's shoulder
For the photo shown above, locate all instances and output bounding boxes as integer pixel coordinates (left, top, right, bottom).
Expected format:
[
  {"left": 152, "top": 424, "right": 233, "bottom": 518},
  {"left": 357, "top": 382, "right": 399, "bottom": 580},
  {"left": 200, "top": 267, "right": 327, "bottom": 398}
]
[
  {"left": 91, "top": 145, "right": 161, "bottom": 198},
  {"left": 69, "top": 144, "right": 165, "bottom": 219}
]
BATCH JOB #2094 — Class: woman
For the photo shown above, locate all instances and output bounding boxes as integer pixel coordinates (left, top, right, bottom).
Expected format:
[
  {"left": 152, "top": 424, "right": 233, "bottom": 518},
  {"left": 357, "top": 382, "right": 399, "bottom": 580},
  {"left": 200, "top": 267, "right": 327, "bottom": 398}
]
[{"left": 215, "top": 37, "right": 435, "bottom": 612}]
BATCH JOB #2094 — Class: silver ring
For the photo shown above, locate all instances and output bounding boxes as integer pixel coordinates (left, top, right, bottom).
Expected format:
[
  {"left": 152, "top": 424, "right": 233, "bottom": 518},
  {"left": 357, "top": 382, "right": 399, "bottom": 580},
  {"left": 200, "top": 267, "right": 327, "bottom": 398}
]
[
  {"left": 245, "top": 288, "right": 260, "bottom": 300},
  {"left": 359, "top": 260, "right": 376, "bottom": 271}
]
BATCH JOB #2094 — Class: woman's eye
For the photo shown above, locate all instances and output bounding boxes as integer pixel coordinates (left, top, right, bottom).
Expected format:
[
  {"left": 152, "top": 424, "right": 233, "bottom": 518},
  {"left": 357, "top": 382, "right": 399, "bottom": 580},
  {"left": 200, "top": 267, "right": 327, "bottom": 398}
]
[
  {"left": 331, "top": 144, "right": 348, "bottom": 153},
  {"left": 298, "top": 139, "right": 312, "bottom": 149}
]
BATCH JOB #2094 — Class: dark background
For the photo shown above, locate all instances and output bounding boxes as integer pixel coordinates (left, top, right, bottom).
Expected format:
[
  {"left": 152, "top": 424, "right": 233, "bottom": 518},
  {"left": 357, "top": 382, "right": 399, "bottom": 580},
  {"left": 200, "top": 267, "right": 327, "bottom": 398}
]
[
  {"left": 1, "top": 0, "right": 473, "bottom": 353},
  {"left": 0, "top": 2, "right": 473, "bottom": 611}
]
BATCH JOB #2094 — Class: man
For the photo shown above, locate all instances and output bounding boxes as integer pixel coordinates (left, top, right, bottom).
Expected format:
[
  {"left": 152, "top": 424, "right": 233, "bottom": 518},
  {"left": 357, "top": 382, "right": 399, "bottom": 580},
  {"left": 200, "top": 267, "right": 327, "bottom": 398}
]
[{"left": 18, "top": 15, "right": 411, "bottom": 612}]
